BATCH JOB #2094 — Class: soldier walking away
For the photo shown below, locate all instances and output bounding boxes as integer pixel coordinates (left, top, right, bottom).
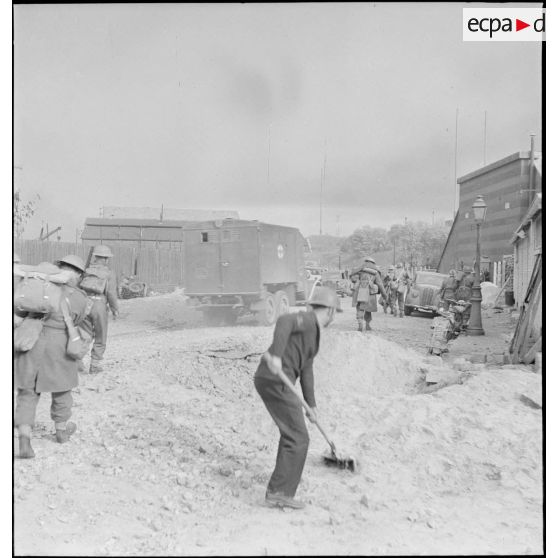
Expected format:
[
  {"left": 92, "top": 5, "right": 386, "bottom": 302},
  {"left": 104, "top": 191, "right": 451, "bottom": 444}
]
[
  {"left": 350, "top": 256, "right": 388, "bottom": 331},
  {"left": 439, "top": 269, "right": 459, "bottom": 311},
  {"left": 455, "top": 265, "right": 474, "bottom": 326},
  {"left": 14, "top": 255, "right": 91, "bottom": 458},
  {"left": 254, "top": 286, "right": 341, "bottom": 510},
  {"left": 80, "top": 245, "right": 119, "bottom": 374},
  {"left": 393, "top": 263, "right": 410, "bottom": 318},
  {"left": 380, "top": 265, "right": 397, "bottom": 315}
]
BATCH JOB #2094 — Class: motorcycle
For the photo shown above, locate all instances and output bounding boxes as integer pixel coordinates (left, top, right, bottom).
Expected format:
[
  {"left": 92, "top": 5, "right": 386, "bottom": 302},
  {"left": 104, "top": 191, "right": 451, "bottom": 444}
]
[{"left": 427, "top": 299, "right": 471, "bottom": 355}]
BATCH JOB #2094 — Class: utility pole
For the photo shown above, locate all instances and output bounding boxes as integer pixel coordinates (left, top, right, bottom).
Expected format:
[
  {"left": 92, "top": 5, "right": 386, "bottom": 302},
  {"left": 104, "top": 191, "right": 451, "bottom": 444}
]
[
  {"left": 483, "top": 110, "right": 488, "bottom": 167},
  {"left": 319, "top": 138, "right": 327, "bottom": 236},
  {"left": 267, "top": 124, "right": 272, "bottom": 186},
  {"left": 454, "top": 107, "right": 459, "bottom": 216}
]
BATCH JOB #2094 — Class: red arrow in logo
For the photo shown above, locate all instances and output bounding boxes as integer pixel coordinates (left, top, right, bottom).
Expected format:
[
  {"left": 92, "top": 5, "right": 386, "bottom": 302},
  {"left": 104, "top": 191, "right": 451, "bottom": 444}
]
[{"left": 516, "top": 19, "right": 530, "bottom": 31}]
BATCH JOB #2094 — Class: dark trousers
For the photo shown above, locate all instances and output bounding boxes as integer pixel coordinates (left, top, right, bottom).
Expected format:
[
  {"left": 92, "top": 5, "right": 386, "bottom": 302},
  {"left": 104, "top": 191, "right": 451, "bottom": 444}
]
[
  {"left": 15, "top": 388, "right": 73, "bottom": 426},
  {"left": 90, "top": 299, "right": 109, "bottom": 362},
  {"left": 395, "top": 291, "right": 405, "bottom": 315},
  {"left": 254, "top": 376, "right": 309, "bottom": 498},
  {"left": 356, "top": 303, "right": 372, "bottom": 324}
]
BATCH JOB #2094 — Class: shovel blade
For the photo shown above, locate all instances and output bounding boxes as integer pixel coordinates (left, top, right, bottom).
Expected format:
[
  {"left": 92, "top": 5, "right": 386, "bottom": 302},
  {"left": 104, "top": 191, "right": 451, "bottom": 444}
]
[{"left": 322, "top": 450, "right": 358, "bottom": 472}]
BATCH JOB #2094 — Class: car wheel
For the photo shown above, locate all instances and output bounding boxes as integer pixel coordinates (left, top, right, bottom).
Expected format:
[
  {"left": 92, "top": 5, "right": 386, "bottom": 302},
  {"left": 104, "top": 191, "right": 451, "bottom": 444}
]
[{"left": 404, "top": 305, "right": 412, "bottom": 316}]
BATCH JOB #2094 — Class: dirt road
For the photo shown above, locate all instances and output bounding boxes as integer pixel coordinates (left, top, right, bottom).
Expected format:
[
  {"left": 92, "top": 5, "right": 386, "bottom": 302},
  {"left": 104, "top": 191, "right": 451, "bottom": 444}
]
[{"left": 14, "top": 292, "right": 543, "bottom": 555}]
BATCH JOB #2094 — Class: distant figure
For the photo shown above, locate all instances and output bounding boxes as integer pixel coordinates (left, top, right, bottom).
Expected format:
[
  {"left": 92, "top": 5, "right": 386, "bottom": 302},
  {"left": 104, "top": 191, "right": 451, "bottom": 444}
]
[
  {"left": 393, "top": 263, "right": 411, "bottom": 318},
  {"left": 350, "top": 256, "right": 387, "bottom": 332},
  {"left": 380, "top": 265, "right": 397, "bottom": 315},
  {"left": 80, "top": 245, "right": 119, "bottom": 374},
  {"left": 439, "top": 269, "right": 459, "bottom": 311},
  {"left": 455, "top": 265, "right": 475, "bottom": 325}
]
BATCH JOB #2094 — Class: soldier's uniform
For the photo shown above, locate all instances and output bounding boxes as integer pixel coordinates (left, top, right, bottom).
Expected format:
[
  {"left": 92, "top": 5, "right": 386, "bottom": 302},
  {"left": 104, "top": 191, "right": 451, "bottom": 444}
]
[
  {"left": 350, "top": 258, "right": 387, "bottom": 331},
  {"left": 381, "top": 266, "right": 397, "bottom": 315},
  {"left": 439, "top": 270, "right": 459, "bottom": 310},
  {"left": 82, "top": 246, "right": 119, "bottom": 374},
  {"left": 15, "top": 255, "right": 90, "bottom": 458},
  {"left": 393, "top": 264, "right": 410, "bottom": 318},
  {"left": 455, "top": 267, "right": 475, "bottom": 324}
]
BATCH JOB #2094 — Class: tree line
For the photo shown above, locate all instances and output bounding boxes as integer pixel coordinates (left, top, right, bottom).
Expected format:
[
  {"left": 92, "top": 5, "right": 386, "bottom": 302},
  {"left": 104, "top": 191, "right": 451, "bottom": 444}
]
[{"left": 307, "top": 221, "right": 450, "bottom": 272}]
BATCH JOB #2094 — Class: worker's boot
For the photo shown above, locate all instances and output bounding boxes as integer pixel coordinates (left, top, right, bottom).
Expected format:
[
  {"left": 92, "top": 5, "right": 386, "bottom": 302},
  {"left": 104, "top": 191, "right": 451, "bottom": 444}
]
[
  {"left": 365, "top": 322, "right": 372, "bottom": 331},
  {"left": 265, "top": 491, "right": 306, "bottom": 510},
  {"left": 55, "top": 422, "right": 77, "bottom": 444},
  {"left": 399, "top": 312, "right": 404, "bottom": 318},
  {"left": 357, "top": 321, "right": 364, "bottom": 332},
  {"left": 18, "top": 435, "right": 35, "bottom": 459}
]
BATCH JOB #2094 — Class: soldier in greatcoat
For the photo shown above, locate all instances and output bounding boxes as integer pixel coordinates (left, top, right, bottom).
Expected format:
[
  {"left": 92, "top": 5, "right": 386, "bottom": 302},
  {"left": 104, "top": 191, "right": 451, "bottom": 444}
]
[
  {"left": 14, "top": 255, "right": 91, "bottom": 459},
  {"left": 350, "top": 256, "right": 388, "bottom": 332}
]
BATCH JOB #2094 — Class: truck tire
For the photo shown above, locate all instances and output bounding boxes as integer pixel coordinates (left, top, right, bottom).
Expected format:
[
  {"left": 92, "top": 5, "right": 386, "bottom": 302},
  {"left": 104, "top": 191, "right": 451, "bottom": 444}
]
[
  {"left": 274, "top": 290, "right": 289, "bottom": 318},
  {"left": 257, "top": 293, "right": 277, "bottom": 326},
  {"left": 404, "top": 305, "right": 412, "bottom": 316}
]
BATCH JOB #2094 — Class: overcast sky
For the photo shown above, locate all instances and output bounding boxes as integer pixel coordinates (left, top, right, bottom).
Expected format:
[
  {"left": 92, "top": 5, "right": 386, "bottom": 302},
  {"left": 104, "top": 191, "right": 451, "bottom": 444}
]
[{"left": 13, "top": 2, "right": 542, "bottom": 240}]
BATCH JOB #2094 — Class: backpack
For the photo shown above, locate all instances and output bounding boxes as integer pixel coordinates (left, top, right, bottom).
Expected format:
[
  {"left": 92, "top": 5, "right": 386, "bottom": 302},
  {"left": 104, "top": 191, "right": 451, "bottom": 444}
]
[
  {"left": 80, "top": 266, "right": 109, "bottom": 295},
  {"left": 13, "top": 263, "right": 72, "bottom": 314}
]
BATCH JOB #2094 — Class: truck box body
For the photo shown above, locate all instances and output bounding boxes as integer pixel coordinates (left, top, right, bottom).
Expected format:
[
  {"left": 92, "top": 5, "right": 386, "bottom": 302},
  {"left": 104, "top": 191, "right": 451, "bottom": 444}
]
[{"left": 182, "top": 219, "right": 307, "bottom": 301}]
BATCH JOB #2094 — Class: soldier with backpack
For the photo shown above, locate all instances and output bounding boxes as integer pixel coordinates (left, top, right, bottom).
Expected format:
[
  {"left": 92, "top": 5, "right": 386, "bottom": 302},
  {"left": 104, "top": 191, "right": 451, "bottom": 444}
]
[
  {"left": 80, "top": 245, "right": 119, "bottom": 374},
  {"left": 349, "top": 256, "right": 388, "bottom": 332},
  {"left": 14, "top": 254, "right": 91, "bottom": 458}
]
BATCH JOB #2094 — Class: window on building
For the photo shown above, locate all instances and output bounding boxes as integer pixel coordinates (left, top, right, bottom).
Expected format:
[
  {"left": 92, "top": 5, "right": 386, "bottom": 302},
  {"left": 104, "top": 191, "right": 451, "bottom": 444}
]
[
  {"left": 201, "top": 232, "right": 209, "bottom": 243},
  {"left": 505, "top": 202, "right": 510, "bottom": 209}
]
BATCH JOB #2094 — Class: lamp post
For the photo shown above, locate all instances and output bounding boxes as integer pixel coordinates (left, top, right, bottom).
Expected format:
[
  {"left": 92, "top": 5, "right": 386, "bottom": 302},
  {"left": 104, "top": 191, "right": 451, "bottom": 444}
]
[{"left": 468, "top": 195, "right": 487, "bottom": 336}]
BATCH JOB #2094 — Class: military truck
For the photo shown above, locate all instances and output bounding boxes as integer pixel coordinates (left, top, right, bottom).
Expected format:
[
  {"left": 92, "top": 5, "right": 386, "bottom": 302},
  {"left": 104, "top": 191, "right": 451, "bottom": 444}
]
[{"left": 182, "top": 219, "right": 310, "bottom": 325}]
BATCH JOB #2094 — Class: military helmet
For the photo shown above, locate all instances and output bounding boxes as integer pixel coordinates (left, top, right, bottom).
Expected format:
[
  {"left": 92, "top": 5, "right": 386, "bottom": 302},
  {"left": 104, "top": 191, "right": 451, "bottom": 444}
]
[
  {"left": 13, "top": 252, "right": 21, "bottom": 264},
  {"left": 396, "top": 262, "right": 403, "bottom": 268},
  {"left": 449, "top": 269, "right": 456, "bottom": 276},
  {"left": 388, "top": 265, "right": 395, "bottom": 271},
  {"left": 364, "top": 256, "right": 376, "bottom": 264},
  {"left": 57, "top": 254, "right": 86, "bottom": 273},
  {"left": 93, "top": 244, "right": 113, "bottom": 258},
  {"left": 308, "top": 286, "right": 342, "bottom": 312}
]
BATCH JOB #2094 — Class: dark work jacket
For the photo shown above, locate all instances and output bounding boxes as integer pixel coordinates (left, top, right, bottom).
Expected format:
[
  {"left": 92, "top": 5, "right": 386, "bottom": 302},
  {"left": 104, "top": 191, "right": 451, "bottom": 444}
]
[{"left": 255, "top": 311, "right": 320, "bottom": 408}]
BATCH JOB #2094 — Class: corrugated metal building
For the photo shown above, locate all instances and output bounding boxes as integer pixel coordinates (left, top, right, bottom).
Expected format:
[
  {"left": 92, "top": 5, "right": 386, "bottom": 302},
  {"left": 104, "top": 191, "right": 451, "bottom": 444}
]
[{"left": 438, "top": 151, "right": 542, "bottom": 284}]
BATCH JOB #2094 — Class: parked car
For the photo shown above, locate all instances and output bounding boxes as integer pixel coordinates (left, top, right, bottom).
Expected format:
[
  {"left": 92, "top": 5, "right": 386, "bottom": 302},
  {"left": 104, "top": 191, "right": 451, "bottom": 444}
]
[{"left": 404, "top": 270, "right": 449, "bottom": 316}]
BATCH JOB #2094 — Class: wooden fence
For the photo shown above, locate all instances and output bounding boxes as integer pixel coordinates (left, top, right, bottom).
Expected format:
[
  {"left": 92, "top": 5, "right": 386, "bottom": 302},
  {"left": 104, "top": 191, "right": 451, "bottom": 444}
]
[{"left": 14, "top": 239, "right": 184, "bottom": 291}]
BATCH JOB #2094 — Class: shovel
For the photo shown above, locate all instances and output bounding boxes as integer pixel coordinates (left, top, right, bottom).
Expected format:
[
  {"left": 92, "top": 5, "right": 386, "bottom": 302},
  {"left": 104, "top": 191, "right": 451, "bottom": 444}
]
[{"left": 276, "top": 368, "right": 357, "bottom": 472}]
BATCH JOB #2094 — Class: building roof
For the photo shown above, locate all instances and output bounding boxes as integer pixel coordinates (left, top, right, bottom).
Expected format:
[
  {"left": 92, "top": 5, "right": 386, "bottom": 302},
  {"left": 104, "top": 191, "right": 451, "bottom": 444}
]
[
  {"left": 510, "top": 193, "right": 542, "bottom": 244},
  {"left": 457, "top": 151, "right": 542, "bottom": 184},
  {"left": 84, "top": 218, "right": 198, "bottom": 228}
]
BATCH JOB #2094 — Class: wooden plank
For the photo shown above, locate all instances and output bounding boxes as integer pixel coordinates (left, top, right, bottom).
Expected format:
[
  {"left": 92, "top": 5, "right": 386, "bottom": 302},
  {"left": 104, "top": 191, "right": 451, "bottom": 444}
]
[{"left": 521, "top": 336, "right": 542, "bottom": 365}]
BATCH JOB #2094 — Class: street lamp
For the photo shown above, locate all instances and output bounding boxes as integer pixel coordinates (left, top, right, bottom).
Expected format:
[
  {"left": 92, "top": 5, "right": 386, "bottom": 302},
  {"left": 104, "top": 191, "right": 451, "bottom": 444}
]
[{"left": 468, "top": 195, "right": 487, "bottom": 336}]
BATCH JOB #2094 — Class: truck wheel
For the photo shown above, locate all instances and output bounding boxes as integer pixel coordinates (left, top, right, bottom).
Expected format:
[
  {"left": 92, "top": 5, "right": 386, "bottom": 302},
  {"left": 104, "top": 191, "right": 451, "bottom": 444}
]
[
  {"left": 257, "top": 293, "right": 277, "bottom": 326},
  {"left": 274, "top": 290, "right": 289, "bottom": 318},
  {"left": 404, "top": 305, "right": 412, "bottom": 316}
]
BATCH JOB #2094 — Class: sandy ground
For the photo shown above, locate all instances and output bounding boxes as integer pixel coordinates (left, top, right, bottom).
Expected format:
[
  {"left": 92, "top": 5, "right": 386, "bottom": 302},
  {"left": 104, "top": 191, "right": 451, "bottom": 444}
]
[{"left": 14, "top": 292, "right": 543, "bottom": 555}]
